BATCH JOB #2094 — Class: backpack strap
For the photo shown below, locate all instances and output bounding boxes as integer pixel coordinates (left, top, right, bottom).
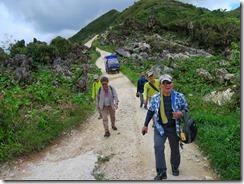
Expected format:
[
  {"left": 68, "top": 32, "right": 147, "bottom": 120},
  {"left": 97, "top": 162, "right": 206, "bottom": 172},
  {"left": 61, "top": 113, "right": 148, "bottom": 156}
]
[
  {"left": 109, "top": 85, "right": 114, "bottom": 97},
  {"left": 148, "top": 82, "right": 159, "bottom": 92},
  {"left": 98, "top": 86, "right": 102, "bottom": 95},
  {"left": 99, "top": 85, "right": 113, "bottom": 96}
]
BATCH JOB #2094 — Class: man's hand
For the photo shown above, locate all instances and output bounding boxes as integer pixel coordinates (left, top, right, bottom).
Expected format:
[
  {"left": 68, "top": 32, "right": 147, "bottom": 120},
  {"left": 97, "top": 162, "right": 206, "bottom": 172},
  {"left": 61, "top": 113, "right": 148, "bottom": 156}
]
[
  {"left": 141, "top": 126, "right": 148, "bottom": 135},
  {"left": 143, "top": 99, "right": 147, "bottom": 106},
  {"left": 172, "top": 111, "right": 183, "bottom": 120}
]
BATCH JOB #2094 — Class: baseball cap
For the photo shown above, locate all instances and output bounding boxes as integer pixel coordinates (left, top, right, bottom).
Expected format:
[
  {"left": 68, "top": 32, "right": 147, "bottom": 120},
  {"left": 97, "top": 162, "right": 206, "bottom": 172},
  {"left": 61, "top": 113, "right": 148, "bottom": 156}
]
[
  {"left": 147, "top": 71, "right": 154, "bottom": 77},
  {"left": 93, "top": 75, "right": 99, "bottom": 80},
  {"left": 159, "top": 74, "right": 173, "bottom": 83}
]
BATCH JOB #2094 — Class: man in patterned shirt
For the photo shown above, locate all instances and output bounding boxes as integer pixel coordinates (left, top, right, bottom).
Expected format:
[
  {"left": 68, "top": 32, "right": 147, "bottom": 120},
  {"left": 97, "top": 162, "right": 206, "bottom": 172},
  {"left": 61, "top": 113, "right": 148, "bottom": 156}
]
[{"left": 141, "top": 74, "right": 188, "bottom": 180}]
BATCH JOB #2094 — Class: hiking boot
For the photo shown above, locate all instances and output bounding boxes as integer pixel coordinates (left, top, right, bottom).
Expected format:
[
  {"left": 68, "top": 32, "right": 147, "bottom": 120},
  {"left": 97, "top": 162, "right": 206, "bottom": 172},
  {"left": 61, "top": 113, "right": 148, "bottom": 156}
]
[
  {"left": 154, "top": 170, "right": 167, "bottom": 180},
  {"left": 98, "top": 116, "right": 102, "bottom": 119},
  {"left": 172, "top": 166, "right": 179, "bottom": 176},
  {"left": 112, "top": 126, "right": 117, "bottom": 130},
  {"left": 104, "top": 131, "right": 110, "bottom": 137},
  {"left": 140, "top": 103, "right": 143, "bottom": 108},
  {"left": 144, "top": 106, "right": 148, "bottom": 110}
]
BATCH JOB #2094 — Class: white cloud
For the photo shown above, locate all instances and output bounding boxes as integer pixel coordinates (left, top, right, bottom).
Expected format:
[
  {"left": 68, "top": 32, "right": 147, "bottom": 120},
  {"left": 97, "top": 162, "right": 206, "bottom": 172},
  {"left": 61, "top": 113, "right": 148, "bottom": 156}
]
[
  {"left": 0, "top": 0, "right": 240, "bottom": 47},
  {"left": 181, "top": 0, "right": 240, "bottom": 10}
]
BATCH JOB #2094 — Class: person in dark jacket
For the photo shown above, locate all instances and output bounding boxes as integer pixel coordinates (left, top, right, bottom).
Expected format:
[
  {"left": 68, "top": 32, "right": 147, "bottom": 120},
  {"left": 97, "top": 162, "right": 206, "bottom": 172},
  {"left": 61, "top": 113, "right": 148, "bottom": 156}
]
[{"left": 136, "top": 72, "right": 148, "bottom": 108}]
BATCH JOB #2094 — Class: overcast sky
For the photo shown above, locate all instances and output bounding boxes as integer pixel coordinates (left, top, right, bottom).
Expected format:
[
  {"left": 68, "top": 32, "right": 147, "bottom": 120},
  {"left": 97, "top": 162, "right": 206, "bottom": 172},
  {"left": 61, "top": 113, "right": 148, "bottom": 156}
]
[{"left": 0, "top": 0, "right": 241, "bottom": 47}]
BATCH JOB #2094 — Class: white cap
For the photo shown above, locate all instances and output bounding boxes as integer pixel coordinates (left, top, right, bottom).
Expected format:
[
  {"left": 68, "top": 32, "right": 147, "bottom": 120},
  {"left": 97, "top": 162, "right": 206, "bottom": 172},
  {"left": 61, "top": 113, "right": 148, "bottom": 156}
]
[
  {"left": 147, "top": 71, "right": 154, "bottom": 77},
  {"left": 159, "top": 74, "right": 173, "bottom": 83},
  {"left": 93, "top": 75, "right": 99, "bottom": 80}
]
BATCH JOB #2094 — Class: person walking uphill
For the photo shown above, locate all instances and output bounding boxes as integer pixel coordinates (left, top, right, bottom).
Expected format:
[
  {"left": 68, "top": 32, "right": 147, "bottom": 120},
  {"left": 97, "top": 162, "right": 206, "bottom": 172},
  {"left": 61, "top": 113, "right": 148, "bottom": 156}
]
[
  {"left": 92, "top": 74, "right": 102, "bottom": 119},
  {"left": 143, "top": 71, "right": 160, "bottom": 127},
  {"left": 95, "top": 76, "right": 119, "bottom": 137},
  {"left": 136, "top": 72, "right": 148, "bottom": 108},
  {"left": 141, "top": 74, "right": 189, "bottom": 180},
  {"left": 143, "top": 71, "right": 160, "bottom": 110}
]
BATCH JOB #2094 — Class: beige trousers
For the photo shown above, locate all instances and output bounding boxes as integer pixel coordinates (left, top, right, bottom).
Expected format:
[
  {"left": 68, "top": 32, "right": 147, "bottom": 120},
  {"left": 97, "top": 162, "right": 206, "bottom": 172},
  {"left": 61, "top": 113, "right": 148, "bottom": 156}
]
[{"left": 102, "top": 106, "right": 116, "bottom": 132}]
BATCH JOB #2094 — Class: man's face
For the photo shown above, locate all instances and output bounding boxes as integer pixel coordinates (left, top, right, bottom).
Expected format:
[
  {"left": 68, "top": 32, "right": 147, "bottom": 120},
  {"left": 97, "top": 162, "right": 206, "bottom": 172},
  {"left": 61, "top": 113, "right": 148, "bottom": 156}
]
[
  {"left": 102, "top": 81, "right": 108, "bottom": 90},
  {"left": 148, "top": 75, "right": 154, "bottom": 82},
  {"left": 160, "top": 80, "right": 173, "bottom": 93}
]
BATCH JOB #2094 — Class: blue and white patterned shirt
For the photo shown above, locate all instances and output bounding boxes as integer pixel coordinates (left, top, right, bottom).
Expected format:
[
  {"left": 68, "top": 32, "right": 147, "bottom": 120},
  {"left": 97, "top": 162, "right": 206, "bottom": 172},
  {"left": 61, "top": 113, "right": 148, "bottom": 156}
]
[{"left": 149, "top": 90, "right": 188, "bottom": 137}]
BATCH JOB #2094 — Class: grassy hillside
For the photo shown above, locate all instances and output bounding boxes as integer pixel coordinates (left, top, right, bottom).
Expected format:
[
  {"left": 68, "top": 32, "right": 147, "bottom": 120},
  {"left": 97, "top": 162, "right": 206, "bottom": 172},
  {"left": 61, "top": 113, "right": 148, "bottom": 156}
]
[{"left": 71, "top": 0, "right": 240, "bottom": 54}]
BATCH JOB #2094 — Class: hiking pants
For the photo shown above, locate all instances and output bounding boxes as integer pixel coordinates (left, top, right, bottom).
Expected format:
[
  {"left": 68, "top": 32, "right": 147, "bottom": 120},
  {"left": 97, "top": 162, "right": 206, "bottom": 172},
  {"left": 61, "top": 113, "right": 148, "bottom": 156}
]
[
  {"left": 139, "top": 92, "right": 144, "bottom": 106},
  {"left": 98, "top": 108, "right": 102, "bottom": 118},
  {"left": 102, "top": 106, "right": 116, "bottom": 132},
  {"left": 154, "top": 126, "right": 180, "bottom": 172}
]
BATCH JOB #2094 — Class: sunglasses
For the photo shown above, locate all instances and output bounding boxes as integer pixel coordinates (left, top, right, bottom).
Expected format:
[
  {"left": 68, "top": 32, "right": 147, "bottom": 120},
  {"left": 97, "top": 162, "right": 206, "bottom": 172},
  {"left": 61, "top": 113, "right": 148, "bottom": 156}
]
[{"left": 161, "top": 81, "right": 172, "bottom": 85}]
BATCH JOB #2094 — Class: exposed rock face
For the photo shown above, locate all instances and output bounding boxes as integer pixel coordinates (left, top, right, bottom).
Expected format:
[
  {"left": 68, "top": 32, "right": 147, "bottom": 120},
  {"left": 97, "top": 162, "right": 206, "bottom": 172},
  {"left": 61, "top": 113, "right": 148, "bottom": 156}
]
[
  {"left": 204, "top": 88, "right": 235, "bottom": 105},
  {"left": 196, "top": 68, "right": 213, "bottom": 81},
  {"left": 3, "top": 43, "right": 91, "bottom": 92},
  {"left": 6, "top": 54, "right": 32, "bottom": 84}
]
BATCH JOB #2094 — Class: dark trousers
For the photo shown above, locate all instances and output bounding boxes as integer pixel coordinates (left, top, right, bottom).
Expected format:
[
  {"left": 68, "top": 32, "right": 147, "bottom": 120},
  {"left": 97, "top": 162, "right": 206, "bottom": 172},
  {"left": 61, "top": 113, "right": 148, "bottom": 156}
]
[
  {"left": 139, "top": 92, "right": 144, "bottom": 106},
  {"left": 154, "top": 126, "right": 180, "bottom": 172}
]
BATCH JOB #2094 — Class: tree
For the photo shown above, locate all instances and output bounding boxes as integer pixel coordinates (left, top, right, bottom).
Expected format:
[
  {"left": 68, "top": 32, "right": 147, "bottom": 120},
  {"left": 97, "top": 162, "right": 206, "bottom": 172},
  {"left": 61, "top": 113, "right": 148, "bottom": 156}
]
[
  {"left": 50, "top": 36, "right": 72, "bottom": 59},
  {"left": 9, "top": 39, "right": 26, "bottom": 57}
]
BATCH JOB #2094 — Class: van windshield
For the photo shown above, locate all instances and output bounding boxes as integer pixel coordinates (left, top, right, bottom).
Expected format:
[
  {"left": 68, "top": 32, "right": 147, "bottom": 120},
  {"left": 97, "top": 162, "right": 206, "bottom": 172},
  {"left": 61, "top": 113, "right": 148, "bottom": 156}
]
[{"left": 108, "top": 58, "right": 119, "bottom": 64}]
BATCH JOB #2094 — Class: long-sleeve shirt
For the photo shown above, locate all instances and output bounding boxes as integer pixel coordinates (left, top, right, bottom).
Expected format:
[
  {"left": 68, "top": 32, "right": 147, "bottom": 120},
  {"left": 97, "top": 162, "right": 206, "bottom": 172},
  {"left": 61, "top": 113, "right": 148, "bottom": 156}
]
[
  {"left": 92, "top": 81, "right": 102, "bottom": 100},
  {"left": 144, "top": 90, "right": 188, "bottom": 137},
  {"left": 143, "top": 79, "right": 160, "bottom": 100},
  {"left": 137, "top": 77, "right": 148, "bottom": 93},
  {"left": 95, "top": 85, "right": 119, "bottom": 110}
]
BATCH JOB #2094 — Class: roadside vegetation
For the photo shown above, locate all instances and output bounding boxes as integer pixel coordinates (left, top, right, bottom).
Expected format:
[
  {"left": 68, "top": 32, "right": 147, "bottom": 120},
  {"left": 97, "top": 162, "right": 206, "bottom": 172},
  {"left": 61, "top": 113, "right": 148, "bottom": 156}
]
[{"left": 0, "top": 37, "right": 101, "bottom": 164}]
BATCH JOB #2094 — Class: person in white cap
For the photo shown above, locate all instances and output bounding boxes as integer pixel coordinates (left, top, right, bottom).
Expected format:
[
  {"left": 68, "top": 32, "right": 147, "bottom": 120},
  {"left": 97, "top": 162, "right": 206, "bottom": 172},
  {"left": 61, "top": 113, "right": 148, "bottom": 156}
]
[
  {"left": 143, "top": 71, "right": 160, "bottom": 110},
  {"left": 141, "top": 74, "right": 189, "bottom": 180},
  {"left": 92, "top": 74, "right": 102, "bottom": 119},
  {"left": 143, "top": 71, "right": 160, "bottom": 127}
]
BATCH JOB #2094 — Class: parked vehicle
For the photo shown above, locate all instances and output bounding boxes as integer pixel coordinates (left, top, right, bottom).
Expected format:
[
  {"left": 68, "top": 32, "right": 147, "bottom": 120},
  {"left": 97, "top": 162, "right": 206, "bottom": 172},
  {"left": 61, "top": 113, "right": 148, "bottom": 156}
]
[{"left": 105, "top": 54, "right": 120, "bottom": 74}]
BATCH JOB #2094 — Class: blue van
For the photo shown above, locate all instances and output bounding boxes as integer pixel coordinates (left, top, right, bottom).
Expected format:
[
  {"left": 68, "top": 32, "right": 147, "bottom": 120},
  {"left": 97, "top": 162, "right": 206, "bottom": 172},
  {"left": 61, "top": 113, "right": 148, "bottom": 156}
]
[{"left": 105, "top": 54, "right": 120, "bottom": 74}]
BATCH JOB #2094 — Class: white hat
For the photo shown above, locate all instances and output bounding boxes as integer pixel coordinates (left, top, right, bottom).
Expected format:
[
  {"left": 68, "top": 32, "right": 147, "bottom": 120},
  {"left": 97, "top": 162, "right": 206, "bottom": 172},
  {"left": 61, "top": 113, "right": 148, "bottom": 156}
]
[
  {"left": 159, "top": 74, "right": 173, "bottom": 83},
  {"left": 147, "top": 71, "right": 154, "bottom": 77},
  {"left": 93, "top": 75, "right": 99, "bottom": 80}
]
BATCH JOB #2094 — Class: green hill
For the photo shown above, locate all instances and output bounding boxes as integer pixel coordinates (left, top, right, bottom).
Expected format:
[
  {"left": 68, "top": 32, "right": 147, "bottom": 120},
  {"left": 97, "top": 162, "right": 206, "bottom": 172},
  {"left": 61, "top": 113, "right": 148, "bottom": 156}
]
[{"left": 69, "top": 0, "right": 240, "bottom": 53}]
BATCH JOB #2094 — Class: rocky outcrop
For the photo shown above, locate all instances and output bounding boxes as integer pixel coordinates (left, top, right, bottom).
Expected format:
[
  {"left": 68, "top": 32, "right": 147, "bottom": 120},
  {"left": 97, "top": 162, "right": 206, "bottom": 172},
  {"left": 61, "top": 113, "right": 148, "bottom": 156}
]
[
  {"left": 3, "top": 43, "right": 91, "bottom": 92},
  {"left": 204, "top": 88, "right": 235, "bottom": 105}
]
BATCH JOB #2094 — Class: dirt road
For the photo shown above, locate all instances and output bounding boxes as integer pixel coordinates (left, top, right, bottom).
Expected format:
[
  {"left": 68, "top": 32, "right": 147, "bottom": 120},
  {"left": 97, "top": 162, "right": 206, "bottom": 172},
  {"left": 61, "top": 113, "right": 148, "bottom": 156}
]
[{"left": 0, "top": 39, "right": 218, "bottom": 181}]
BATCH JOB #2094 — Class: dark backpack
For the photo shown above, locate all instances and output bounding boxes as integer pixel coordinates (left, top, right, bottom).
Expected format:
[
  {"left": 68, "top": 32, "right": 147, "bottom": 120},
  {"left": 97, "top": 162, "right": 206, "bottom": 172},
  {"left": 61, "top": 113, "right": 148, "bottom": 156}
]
[{"left": 180, "top": 112, "right": 197, "bottom": 144}]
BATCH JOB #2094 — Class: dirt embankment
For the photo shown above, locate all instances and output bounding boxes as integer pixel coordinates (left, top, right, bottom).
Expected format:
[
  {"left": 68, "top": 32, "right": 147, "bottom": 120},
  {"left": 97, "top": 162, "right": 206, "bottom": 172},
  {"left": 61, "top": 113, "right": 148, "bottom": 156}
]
[{"left": 0, "top": 39, "right": 218, "bottom": 180}]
